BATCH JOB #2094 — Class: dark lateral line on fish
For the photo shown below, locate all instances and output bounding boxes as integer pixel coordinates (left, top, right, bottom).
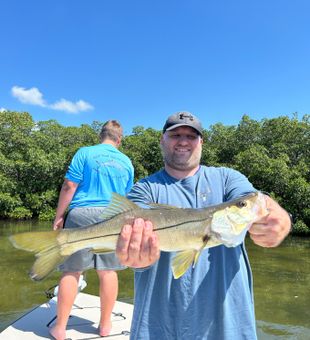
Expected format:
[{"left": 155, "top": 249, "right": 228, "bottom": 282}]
[
  {"left": 154, "top": 217, "right": 210, "bottom": 232},
  {"left": 64, "top": 217, "right": 210, "bottom": 245}
]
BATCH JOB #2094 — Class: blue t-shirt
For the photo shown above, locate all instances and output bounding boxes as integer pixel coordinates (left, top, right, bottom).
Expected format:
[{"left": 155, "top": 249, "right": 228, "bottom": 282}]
[
  {"left": 66, "top": 143, "right": 134, "bottom": 209},
  {"left": 128, "top": 166, "right": 257, "bottom": 340}
]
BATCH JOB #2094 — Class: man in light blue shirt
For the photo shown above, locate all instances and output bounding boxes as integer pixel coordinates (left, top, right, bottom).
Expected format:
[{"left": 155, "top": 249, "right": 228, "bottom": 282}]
[
  {"left": 116, "top": 112, "right": 291, "bottom": 339},
  {"left": 50, "top": 120, "right": 134, "bottom": 340}
]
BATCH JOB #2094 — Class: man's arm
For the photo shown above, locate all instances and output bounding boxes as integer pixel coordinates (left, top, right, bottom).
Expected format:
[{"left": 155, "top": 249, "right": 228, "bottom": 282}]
[
  {"left": 248, "top": 195, "right": 291, "bottom": 247},
  {"left": 53, "top": 179, "right": 78, "bottom": 230}
]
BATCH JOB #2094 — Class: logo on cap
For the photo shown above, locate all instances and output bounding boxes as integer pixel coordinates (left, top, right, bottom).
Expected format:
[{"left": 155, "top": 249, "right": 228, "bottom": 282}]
[{"left": 179, "top": 112, "right": 194, "bottom": 121}]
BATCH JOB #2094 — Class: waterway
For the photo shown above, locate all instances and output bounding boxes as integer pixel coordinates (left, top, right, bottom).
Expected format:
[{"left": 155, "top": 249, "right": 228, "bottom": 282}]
[{"left": 0, "top": 220, "right": 309, "bottom": 339}]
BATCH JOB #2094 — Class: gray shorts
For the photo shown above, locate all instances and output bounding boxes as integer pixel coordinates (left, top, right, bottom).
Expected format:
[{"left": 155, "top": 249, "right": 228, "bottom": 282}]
[{"left": 59, "top": 206, "right": 126, "bottom": 272}]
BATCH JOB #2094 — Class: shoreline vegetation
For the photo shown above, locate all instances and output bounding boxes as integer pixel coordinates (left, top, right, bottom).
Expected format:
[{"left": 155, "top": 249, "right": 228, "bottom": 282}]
[{"left": 0, "top": 110, "right": 309, "bottom": 235}]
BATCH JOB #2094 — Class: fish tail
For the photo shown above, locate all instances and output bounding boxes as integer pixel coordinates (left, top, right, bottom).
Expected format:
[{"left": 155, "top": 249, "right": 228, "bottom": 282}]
[
  {"left": 9, "top": 230, "right": 60, "bottom": 252},
  {"left": 9, "top": 230, "right": 67, "bottom": 281},
  {"left": 30, "top": 247, "right": 66, "bottom": 281}
]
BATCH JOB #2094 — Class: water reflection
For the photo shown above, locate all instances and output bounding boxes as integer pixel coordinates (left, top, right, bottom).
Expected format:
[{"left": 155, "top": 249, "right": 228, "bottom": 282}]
[
  {"left": 247, "top": 237, "right": 310, "bottom": 339},
  {"left": 1, "top": 220, "right": 309, "bottom": 339}
]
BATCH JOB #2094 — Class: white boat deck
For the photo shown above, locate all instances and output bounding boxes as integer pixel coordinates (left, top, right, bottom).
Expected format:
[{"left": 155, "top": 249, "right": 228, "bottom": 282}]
[{"left": 0, "top": 293, "right": 133, "bottom": 339}]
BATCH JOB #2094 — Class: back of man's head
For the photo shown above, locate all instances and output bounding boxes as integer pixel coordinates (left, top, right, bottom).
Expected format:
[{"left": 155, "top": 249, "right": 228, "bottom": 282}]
[{"left": 99, "top": 120, "right": 123, "bottom": 144}]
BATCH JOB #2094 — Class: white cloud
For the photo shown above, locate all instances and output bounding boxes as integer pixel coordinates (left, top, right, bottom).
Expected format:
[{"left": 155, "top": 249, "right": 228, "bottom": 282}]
[
  {"left": 50, "top": 99, "right": 94, "bottom": 113},
  {"left": 0, "top": 108, "right": 6, "bottom": 112},
  {"left": 11, "top": 85, "right": 94, "bottom": 114},
  {"left": 11, "top": 86, "right": 46, "bottom": 107}
]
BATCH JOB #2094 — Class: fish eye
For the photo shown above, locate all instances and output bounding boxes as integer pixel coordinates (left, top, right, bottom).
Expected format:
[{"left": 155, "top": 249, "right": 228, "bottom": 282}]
[{"left": 236, "top": 201, "right": 247, "bottom": 208}]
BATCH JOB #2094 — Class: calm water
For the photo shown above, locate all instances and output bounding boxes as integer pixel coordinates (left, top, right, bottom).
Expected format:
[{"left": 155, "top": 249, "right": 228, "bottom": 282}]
[{"left": 0, "top": 220, "right": 309, "bottom": 339}]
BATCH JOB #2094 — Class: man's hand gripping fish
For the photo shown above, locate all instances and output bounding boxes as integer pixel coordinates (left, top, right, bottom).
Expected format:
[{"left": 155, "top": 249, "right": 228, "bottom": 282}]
[{"left": 10, "top": 192, "right": 268, "bottom": 280}]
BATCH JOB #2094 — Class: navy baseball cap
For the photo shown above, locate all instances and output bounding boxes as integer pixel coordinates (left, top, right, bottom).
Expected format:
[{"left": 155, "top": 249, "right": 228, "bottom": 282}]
[{"left": 162, "top": 111, "right": 203, "bottom": 136}]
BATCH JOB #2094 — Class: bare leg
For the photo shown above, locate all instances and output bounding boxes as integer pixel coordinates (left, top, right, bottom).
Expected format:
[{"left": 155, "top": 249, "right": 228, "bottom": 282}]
[
  {"left": 97, "top": 270, "right": 118, "bottom": 336},
  {"left": 49, "top": 272, "right": 81, "bottom": 340}
]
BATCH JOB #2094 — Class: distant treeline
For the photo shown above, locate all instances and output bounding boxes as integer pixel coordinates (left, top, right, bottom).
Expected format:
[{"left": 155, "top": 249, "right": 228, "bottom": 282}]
[{"left": 0, "top": 110, "right": 309, "bottom": 235}]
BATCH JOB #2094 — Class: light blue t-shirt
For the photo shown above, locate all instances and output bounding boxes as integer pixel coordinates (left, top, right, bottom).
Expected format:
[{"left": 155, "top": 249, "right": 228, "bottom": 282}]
[
  {"left": 128, "top": 166, "right": 257, "bottom": 340},
  {"left": 66, "top": 143, "right": 134, "bottom": 209}
]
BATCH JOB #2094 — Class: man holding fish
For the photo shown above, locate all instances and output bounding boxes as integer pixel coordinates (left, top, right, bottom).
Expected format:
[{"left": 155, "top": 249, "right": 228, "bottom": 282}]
[
  {"left": 10, "top": 112, "right": 292, "bottom": 339},
  {"left": 116, "top": 112, "right": 291, "bottom": 340}
]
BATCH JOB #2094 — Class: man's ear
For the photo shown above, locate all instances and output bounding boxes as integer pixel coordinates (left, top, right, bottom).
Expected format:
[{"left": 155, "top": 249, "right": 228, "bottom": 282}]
[{"left": 116, "top": 136, "right": 122, "bottom": 147}]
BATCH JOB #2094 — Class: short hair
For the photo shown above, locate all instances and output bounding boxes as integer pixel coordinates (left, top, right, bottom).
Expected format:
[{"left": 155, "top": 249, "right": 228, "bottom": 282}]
[{"left": 99, "top": 120, "right": 123, "bottom": 143}]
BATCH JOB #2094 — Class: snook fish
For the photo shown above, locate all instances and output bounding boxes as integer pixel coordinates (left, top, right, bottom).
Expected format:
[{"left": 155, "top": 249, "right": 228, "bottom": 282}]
[{"left": 10, "top": 192, "right": 268, "bottom": 280}]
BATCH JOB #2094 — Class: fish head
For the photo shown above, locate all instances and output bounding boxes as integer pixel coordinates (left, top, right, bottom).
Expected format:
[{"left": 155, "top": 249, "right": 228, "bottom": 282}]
[
  {"left": 170, "top": 192, "right": 268, "bottom": 279},
  {"left": 209, "top": 192, "right": 269, "bottom": 246}
]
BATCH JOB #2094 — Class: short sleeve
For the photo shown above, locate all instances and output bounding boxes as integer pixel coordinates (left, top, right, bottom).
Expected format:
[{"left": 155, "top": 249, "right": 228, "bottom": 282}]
[
  {"left": 223, "top": 168, "right": 256, "bottom": 201},
  {"left": 127, "top": 179, "right": 153, "bottom": 207},
  {"left": 65, "top": 148, "right": 86, "bottom": 183}
]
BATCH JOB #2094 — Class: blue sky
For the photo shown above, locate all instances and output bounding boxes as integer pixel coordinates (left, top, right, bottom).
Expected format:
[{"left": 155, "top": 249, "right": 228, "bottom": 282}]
[{"left": 1, "top": 0, "right": 309, "bottom": 135}]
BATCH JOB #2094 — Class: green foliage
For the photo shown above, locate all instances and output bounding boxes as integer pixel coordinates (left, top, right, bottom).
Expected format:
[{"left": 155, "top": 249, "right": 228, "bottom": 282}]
[
  {"left": 0, "top": 111, "right": 99, "bottom": 220},
  {"left": 0, "top": 110, "right": 308, "bottom": 235},
  {"left": 7, "top": 207, "right": 32, "bottom": 220},
  {"left": 121, "top": 126, "right": 162, "bottom": 181},
  {"left": 205, "top": 123, "right": 237, "bottom": 166},
  {"left": 0, "top": 192, "right": 23, "bottom": 217},
  {"left": 293, "top": 220, "right": 310, "bottom": 236},
  {"left": 38, "top": 206, "right": 56, "bottom": 221}
]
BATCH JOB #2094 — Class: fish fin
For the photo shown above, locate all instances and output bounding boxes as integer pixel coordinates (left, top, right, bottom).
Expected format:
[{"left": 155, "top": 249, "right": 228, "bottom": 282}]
[
  {"left": 193, "top": 249, "right": 203, "bottom": 268},
  {"left": 192, "top": 238, "right": 213, "bottom": 268},
  {"left": 30, "top": 248, "right": 67, "bottom": 281},
  {"left": 100, "top": 193, "right": 139, "bottom": 220},
  {"left": 147, "top": 203, "right": 179, "bottom": 209},
  {"left": 172, "top": 242, "right": 208, "bottom": 278},
  {"left": 171, "top": 249, "right": 197, "bottom": 279},
  {"left": 10, "top": 230, "right": 66, "bottom": 281}
]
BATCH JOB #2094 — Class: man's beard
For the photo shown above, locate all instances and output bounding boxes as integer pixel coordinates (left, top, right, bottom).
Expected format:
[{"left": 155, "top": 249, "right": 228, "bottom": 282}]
[{"left": 161, "top": 145, "right": 201, "bottom": 172}]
